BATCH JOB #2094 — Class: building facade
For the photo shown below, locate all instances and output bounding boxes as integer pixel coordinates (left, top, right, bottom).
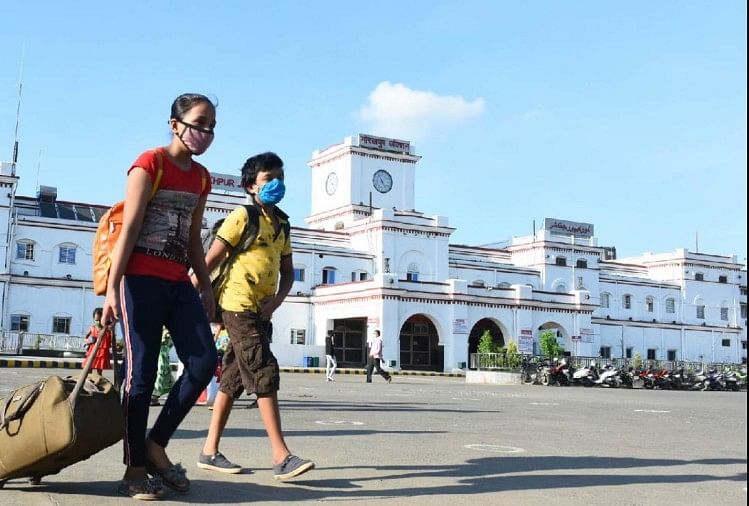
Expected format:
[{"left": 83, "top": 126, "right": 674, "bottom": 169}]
[{"left": 1, "top": 135, "right": 746, "bottom": 368}]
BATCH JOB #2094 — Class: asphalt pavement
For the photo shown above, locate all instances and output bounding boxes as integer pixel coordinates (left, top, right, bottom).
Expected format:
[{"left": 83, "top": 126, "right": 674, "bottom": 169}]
[{"left": 0, "top": 368, "right": 746, "bottom": 505}]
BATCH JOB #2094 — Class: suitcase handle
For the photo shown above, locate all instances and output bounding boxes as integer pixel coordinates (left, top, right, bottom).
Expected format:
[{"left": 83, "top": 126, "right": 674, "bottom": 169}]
[
  {"left": 0, "top": 382, "right": 43, "bottom": 430},
  {"left": 69, "top": 324, "right": 114, "bottom": 410}
]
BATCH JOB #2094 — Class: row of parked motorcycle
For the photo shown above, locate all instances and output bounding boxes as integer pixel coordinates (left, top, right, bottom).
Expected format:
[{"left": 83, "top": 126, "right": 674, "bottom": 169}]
[{"left": 520, "top": 358, "right": 748, "bottom": 391}]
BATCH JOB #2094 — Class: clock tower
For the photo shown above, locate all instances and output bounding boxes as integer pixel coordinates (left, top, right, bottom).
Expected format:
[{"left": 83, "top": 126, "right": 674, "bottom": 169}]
[{"left": 306, "top": 134, "right": 420, "bottom": 230}]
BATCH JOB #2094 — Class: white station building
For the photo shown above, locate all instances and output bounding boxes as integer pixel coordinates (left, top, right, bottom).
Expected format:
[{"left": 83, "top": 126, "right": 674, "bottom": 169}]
[{"left": 1, "top": 134, "right": 746, "bottom": 369}]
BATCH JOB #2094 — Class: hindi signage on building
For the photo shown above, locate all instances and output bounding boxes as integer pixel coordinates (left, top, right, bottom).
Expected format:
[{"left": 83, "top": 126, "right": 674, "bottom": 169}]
[
  {"left": 209, "top": 172, "right": 244, "bottom": 193},
  {"left": 452, "top": 318, "right": 469, "bottom": 335},
  {"left": 357, "top": 134, "right": 411, "bottom": 154},
  {"left": 544, "top": 218, "right": 594, "bottom": 239},
  {"left": 580, "top": 328, "right": 594, "bottom": 343}
]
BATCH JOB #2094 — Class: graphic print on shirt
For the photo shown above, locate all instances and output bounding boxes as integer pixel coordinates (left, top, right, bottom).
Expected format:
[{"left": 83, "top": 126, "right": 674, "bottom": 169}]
[{"left": 133, "top": 189, "right": 198, "bottom": 265}]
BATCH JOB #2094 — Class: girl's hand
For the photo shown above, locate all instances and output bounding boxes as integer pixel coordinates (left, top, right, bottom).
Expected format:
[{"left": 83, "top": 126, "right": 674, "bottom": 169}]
[
  {"left": 201, "top": 287, "right": 216, "bottom": 322},
  {"left": 101, "top": 288, "right": 121, "bottom": 328}
]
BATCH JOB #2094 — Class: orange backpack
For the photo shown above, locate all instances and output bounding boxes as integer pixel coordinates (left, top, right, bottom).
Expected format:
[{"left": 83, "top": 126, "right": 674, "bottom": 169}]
[{"left": 92, "top": 150, "right": 164, "bottom": 296}]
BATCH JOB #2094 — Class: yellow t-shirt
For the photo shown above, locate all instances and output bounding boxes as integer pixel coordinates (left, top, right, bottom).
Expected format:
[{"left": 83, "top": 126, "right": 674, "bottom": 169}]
[{"left": 216, "top": 206, "right": 292, "bottom": 313}]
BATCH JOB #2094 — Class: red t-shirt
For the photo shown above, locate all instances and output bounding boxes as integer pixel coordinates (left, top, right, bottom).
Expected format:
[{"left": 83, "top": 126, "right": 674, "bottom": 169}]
[{"left": 124, "top": 148, "right": 211, "bottom": 282}]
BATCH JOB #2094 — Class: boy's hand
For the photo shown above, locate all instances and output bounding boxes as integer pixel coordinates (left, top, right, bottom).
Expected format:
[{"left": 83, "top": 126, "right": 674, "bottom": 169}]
[{"left": 259, "top": 296, "right": 280, "bottom": 321}]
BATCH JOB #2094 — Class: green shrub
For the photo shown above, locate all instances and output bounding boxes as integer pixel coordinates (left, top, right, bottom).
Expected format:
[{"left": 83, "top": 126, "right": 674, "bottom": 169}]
[
  {"left": 477, "top": 329, "right": 498, "bottom": 354},
  {"left": 539, "top": 330, "right": 563, "bottom": 357}
]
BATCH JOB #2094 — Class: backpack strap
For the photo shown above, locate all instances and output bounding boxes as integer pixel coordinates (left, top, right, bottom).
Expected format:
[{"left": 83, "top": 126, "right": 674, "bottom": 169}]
[{"left": 149, "top": 148, "right": 165, "bottom": 200}]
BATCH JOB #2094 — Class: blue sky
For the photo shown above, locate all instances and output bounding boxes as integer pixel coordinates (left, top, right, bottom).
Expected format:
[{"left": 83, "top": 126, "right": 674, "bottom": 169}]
[{"left": 0, "top": 1, "right": 746, "bottom": 261}]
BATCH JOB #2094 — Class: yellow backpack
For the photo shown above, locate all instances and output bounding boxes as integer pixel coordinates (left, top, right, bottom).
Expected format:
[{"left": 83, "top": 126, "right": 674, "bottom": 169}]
[{"left": 91, "top": 149, "right": 164, "bottom": 296}]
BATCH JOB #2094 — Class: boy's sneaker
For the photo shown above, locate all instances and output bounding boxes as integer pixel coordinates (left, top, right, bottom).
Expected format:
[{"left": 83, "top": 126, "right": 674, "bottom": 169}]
[
  {"left": 272, "top": 455, "right": 315, "bottom": 481},
  {"left": 196, "top": 452, "right": 242, "bottom": 474}
]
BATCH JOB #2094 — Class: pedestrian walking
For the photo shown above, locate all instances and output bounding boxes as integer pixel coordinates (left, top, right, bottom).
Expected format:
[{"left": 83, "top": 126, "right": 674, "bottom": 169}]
[
  {"left": 366, "top": 330, "right": 392, "bottom": 383},
  {"left": 325, "top": 330, "right": 338, "bottom": 381},
  {"left": 100, "top": 93, "right": 219, "bottom": 500},
  {"left": 195, "top": 152, "right": 314, "bottom": 481}
]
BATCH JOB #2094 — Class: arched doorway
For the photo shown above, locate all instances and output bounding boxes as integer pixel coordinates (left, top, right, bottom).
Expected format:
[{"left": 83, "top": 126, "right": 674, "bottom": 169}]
[
  {"left": 537, "top": 322, "right": 570, "bottom": 356},
  {"left": 399, "top": 314, "right": 441, "bottom": 371},
  {"left": 468, "top": 318, "right": 505, "bottom": 355}
]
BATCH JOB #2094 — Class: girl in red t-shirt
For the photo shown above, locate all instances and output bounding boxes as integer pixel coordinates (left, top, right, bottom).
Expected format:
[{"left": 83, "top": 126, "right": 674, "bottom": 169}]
[
  {"left": 101, "top": 93, "right": 218, "bottom": 500},
  {"left": 83, "top": 307, "right": 112, "bottom": 375}
]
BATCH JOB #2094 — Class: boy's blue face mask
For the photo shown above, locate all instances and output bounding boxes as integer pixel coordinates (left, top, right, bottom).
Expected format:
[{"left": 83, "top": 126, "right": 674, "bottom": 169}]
[{"left": 258, "top": 178, "right": 286, "bottom": 205}]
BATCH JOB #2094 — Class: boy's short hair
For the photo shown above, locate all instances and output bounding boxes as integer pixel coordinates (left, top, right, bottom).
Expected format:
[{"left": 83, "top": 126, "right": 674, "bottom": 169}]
[{"left": 240, "top": 152, "right": 283, "bottom": 194}]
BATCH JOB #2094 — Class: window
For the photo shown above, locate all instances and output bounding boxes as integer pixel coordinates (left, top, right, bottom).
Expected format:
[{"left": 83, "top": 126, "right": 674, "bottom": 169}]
[
  {"left": 623, "top": 294, "right": 632, "bottom": 310},
  {"left": 555, "top": 283, "right": 567, "bottom": 293},
  {"left": 599, "top": 346, "right": 611, "bottom": 359},
  {"left": 647, "top": 348, "right": 657, "bottom": 360},
  {"left": 576, "top": 259, "right": 588, "bottom": 269},
  {"left": 497, "top": 282, "right": 512, "bottom": 289},
  {"left": 576, "top": 276, "right": 584, "bottom": 289},
  {"left": 11, "top": 314, "right": 30, "bottom": 332},
  {"left": 695, "top": 272, "right": 704, "bottom": 281},
  {"left": 322, "top": 267, "right": 336, "bottom": 285},
  {"left": 290, "top": 329, "right": 306, "bottom": 345},
  {"left": 646, "top": 296, "right": 655, "bottom": 313},
  {"left": 58, "top": 245, "right": 76, "bottom": 264},
  {"left": 741, "top": 286, "right": 748, "bottom": 296},
  {"left": 52, "top": 316, "right": 71, "bottom": 334},
  {"left": 601, "top": 293, "right": 610, "bottom": 308},
  {"left": 696, "top": 305, "right": 705, "bottom": 319},
  {"left": 472, "top": 280, "right": 485, "bottom": 287},
  {"left": 406, "top": 262, "right": 419, "bottom": 282},
  {"left": 351, "top": 270, "right": 369, "bottom": 282},
  {"left": 721, "top": 339, "right": 731, "bottom": 347},
  {"left": 293, "top": 268, "right": 305, "bottom": 282},
  {"left": 665, "top": 298, "right": 676, "bottom": 314},
  {"left": 555, "top": 256, "right": 567, "bottom": 267},
  {"left": 358, "top": 271, "right": 368, "bottom": 281},
  {"left": 667, "top": 350, "right": 677, "bottom": 361},
  {"left": 720, "top": 307, "right": 729, "bottom": 321},
  {"left": 741, "top": 304, "right": 747, "bottom": 319},
  {"left": 718, "top": 275, "right": 728, "bottom": 284},
  {"left": 16, "top": 241, "right": 35, "bottom": 261},
  {"left": 625, "top": 347, "right": 633, "bottom": 359}
]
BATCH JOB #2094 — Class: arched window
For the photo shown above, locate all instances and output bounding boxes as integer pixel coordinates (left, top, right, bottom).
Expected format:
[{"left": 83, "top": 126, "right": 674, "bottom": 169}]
[
  {"left": 351, "top": 270, "right": 368, "bottom": 282},
  {"left": 720, "top": 302, "right": 729, "bottom": 321},
  {"left": 555, "top": 283, "right": 567, "bottom": 293},
  {"left": 645, "top": 296, "right": 655, "bottom": 313},
  {"left": 406, "top": 262, "right": 419, "bottom": 282},
  {"left": 322, "top": 267, "right": 337, "bottom": 285},
  {"left": 58, "top": 243, "right": 77, "bottom": 265},
  {"left": 576, "top": 259, "right": 588, "bottom": 269},
  {"left": 623, "top": 294, "right": 632, "bottom": 310},
  {"left": 600, "top": 292, "right": 611, "bottom": 309},
  {"left": 695, "top": 297, "right": 705, "bottom": 319},
  {"left": 665, "top": 297, "right": 676, "bottom": 314},
  {"left": 497, "top": 282, "right": 512, "bottom": 289},
  {"left": 472, "top": 280, "right": 486, "bottom": 288}
]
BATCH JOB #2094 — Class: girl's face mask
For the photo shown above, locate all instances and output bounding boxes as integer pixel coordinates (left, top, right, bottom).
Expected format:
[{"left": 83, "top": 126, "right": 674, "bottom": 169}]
[{"left": 178, "top": 121, "right": 214, "bottom": 155}]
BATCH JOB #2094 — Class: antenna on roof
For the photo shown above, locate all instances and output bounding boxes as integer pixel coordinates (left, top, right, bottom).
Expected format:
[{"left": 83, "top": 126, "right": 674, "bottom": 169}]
[
  {"left": 35, "top": 149, "right": 42, "bottom": 192},
  {"left": 11, "top": 44, "right": 25, "bottom": 175}
]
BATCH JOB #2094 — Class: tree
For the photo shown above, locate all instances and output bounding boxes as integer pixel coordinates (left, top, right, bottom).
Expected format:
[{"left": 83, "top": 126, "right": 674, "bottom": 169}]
[
  {"left": 631, "top": 351, "right": 643, "bottom": 370},
  {"left": 505, "top": 340, "right": 521, "bottom": 368},
  {"left": 477, "top": 329, "right": 498, "bottom": 354},
  {"left": 539, "top": 330, "right": 563, "bottom": 357}
]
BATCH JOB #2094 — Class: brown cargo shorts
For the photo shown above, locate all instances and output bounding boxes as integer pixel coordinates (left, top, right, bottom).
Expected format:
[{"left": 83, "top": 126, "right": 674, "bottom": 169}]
[{"left": 219, "top": 311, "right": 280, "bottom": 398}]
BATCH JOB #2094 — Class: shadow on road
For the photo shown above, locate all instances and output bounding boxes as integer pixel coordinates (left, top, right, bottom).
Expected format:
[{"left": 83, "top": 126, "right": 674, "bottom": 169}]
[{"left": 4, "top": 456, "right": 745, "bottom": 503}]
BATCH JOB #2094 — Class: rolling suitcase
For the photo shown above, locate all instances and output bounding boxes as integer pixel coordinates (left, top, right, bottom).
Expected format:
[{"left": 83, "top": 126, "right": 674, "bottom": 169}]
[{"left": 0, "top": 326, "right": 123, "bottom": 487}]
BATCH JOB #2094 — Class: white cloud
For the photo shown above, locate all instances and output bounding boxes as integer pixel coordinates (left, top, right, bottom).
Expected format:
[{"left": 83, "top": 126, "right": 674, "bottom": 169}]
[{"left": 356, "top": 81, "right": 485, "bottom": 141}]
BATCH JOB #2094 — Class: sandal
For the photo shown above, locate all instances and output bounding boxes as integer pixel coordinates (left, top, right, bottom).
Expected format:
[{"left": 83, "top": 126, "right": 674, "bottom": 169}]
[
  {"left": 117, "top": 477, "right": 165, "bottom": 501},
  {"left": 146, "top": 461, "right": 190, "bottom": 493}
]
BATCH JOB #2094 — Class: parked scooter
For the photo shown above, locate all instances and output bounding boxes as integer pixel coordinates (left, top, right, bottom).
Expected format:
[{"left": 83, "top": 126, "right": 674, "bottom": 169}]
[
  {"left": 594, "top": 364, "right": 621, "bottom": 388},
  {"left": 571, "top": 361, "right": 600, "bottom": 387},
  {"left": 541, "top": 359, "right": 571, "bottom": 386}
]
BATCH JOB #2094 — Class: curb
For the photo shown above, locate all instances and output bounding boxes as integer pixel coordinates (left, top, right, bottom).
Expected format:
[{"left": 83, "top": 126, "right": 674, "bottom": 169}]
[{"left": 0, "top": 358, "right": 465, "bottom": 377}]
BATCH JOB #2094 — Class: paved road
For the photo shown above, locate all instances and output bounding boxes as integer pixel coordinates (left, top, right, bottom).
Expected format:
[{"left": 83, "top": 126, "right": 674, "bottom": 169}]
[{"left": 0, "top": 368, "right": 746, "bottom": 505}]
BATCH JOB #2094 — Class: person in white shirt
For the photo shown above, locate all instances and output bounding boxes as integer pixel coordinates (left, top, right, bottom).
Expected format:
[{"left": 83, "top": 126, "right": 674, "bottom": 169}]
[{"left": 366, "top": 330, "right": 392, "bottom": 383}]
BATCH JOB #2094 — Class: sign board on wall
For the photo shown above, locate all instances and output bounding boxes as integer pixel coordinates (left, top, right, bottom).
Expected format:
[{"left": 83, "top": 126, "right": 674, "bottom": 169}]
[
  {"left": 452, "top": 319, "right": 469, "bottom": 334},
  {"left": 209, "top": 172, "right": 244, "bottom": 193},
  {"left": 544, "top": 218, "right": 594, "bottom": 239},
  {"left": 580, "top": 328, "right": 594, "bottom": 343},
  {"left": 518, "top": 329, "right": 534, "bottom": 354}
]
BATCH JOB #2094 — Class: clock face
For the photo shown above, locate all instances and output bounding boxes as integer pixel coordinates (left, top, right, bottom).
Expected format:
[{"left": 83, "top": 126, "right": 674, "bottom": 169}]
[
  {"left": 373, "top": 169, "right": 393, "bottom": 193},
  {"left": 325, "top": 172, "right": 338, "bottom": 195}
]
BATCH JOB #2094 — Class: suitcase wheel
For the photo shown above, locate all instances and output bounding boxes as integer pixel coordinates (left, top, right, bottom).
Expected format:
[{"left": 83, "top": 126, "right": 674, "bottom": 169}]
[
  {"left": 29, "top": 476, "right": 42, "bottom": 485},
  {"left": 0, "top": 480, "right": 5, "bottom": 489}
]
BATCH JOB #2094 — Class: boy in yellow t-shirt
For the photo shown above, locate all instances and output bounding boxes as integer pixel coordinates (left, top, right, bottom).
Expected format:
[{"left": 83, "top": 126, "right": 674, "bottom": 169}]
[{"left": 194, "top": 152, "right": 314, "bottom": 481}]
